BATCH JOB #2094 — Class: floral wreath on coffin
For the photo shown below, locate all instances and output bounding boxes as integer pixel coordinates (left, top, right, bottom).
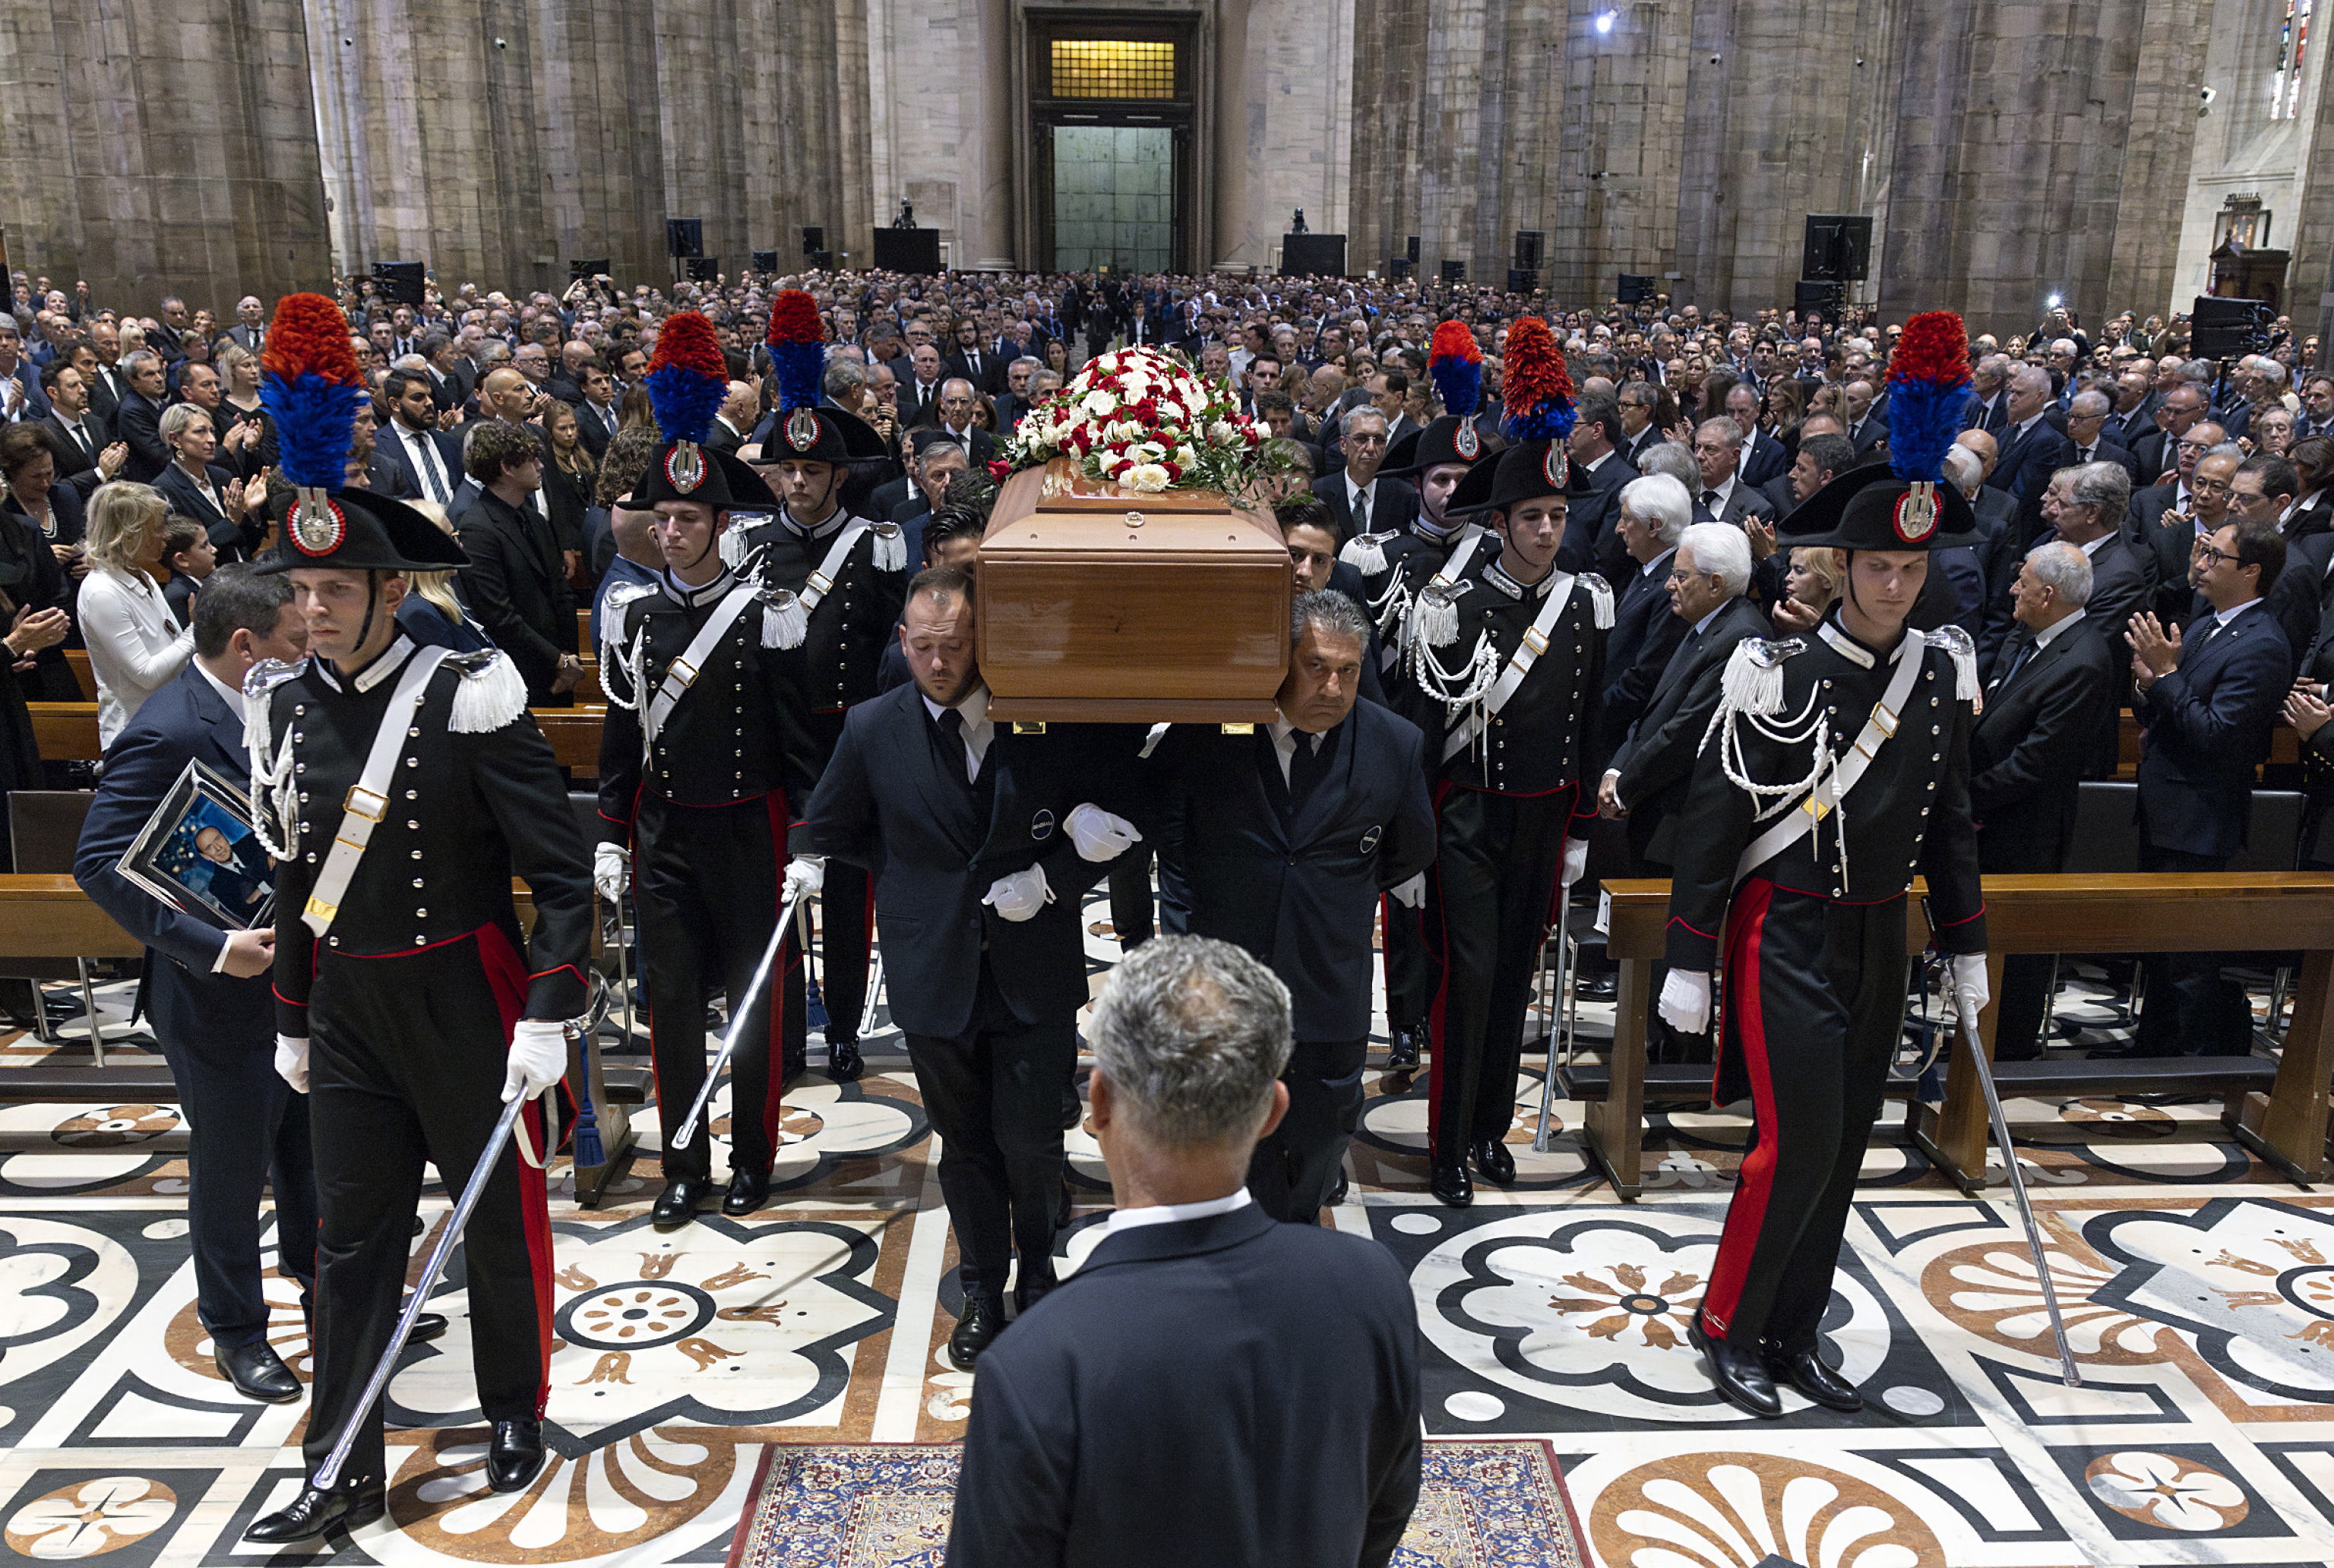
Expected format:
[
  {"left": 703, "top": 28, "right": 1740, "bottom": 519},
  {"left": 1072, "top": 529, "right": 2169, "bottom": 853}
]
[{"left": 991, "top": 346, "right": 1291, "bottom": 498}]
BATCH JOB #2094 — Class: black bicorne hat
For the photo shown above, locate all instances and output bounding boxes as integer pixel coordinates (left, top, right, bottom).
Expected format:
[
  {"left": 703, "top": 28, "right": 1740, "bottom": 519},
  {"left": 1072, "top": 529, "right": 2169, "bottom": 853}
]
[
  {"left": 1444, "top": 438, "right": 1596, "bottom": 517},
  {"left": 1383, "top": 413, "right": 1495, "bottom": 478},
  {"left": 1777, "top": 460, "right": 1981, "bottom": 552},
  {"left": 747, "top": 403, "right": 892, "bottom": 466},
  {"left": 255, "top": 487, "right": 469, "bottom": 575},
  {"left": 635, "top": 442, "right": 779, "bottom": 511}
]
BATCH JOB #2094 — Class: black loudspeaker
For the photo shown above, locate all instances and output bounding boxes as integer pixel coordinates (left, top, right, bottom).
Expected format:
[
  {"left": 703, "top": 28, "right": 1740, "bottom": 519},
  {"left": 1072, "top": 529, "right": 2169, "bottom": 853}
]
[
  {"left": 871, "top": 228, "right": 942, "bottom": 273},
  {"left": 568, "top": 258, "right": 609, "bottom": 280},
  {"left": 1507, "top": 269, "right": 1539, "bottom": 292},
  {"left": 666, "top": 218, "right": 704, "bottom": 259},
  {"left": 1617, "top": 273, "right": 1656, "bottom": 304},
  {"left": 1513, "top": 230, "right": 1545, "bottom": 270},
  {"left": 801, "top": 226, "right": 825, "bottom": 258},
  {"left": 1281, "top": 233, "right": 1347, "bottom": 277},
  {"left": 1387, "top": 258, "right": 1412, "bottom": 281},
  {"left": 1406, "top": 236, "right": 1421, "bottom": 264},
  {"left": 1441, "top": 259, "right": 1467, "bottom": 283},
  {"left": 1801, "top": 215, "right": 1872, "bottom": 283},
  {"left": 685, "top": 257, "right": 720, "bottom": 282},
  {"left": 370, "top": 261, "right": 425, "bottom": 306},
  {"left": 751, "top": 249, "right": 779, "bottom": 273},
  {"left": 2191, "top": 295, "right": 2275, "bottom": 359},
  {"left": 1794, "top": 280, "right": 1845, "bottom": 321}
]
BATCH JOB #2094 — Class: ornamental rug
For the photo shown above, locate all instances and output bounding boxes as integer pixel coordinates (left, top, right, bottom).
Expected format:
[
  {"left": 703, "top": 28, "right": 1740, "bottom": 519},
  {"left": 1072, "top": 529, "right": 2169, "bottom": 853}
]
[{"left": 721, "top": 1440, "right": 1587, "bottom": 1568}]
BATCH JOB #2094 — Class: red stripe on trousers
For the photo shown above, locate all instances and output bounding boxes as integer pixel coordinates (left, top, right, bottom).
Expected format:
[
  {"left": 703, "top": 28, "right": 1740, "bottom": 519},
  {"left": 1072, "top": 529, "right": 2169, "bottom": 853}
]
[
  {"left": 474, "top": 922, "right": 556, "bottom": 1415},
  {"left": 1697, "top": 877, "right": 1775, "bottom": 1342}
]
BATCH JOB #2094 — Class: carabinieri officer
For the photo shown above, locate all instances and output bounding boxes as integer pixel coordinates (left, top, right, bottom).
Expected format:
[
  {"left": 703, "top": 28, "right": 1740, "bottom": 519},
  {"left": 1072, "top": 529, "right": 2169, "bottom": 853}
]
[
  {"left": 241, "top": 292, "right": 592, "bottom": 1543},
  {"left": 1659, "top": 311, "right": 1990, "bottom": 1419}
]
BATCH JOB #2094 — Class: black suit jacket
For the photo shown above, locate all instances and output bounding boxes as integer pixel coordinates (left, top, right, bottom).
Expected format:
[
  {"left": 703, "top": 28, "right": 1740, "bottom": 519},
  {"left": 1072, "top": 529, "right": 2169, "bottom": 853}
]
[
  {"left": 156, "top": 461, "right": 259, "bottom": 561},
  {"left": 1738, "top": 428, "right": 1788, "bottom": 489},
  {"left": 454, "top": 489, "right": 577, "bottom": 702},
  {"left": 117, "top": 392, "right": 170, "bottom": 483},
  {"left": 2135, "top": 602, "right": 2294, "bottom": 858},
  {"left": 1596, "top": 551, "right": 1687, "bottom": 762},
  {"left": 74, "top": 662, "right": 274, "bottom": 1053},
  {"left": 2068, "top": 438, "right": 2141, "bottom": 487},
  {"left": 1310, "top": 473, "right": 1418, "bottom": 542},
  {"left": 948, "top": 1202, "right": 1420, "bottom": 1568},
  {"left": 2126, "top": 492, "right": 2197, "bottom": 625},
  {"left": 1146, "top": 702, "right": 1434, "bottom": 1042},
  {"left": 378, "top": 421, "right": 463, "bottom": 508},
  {"left": 84, "top": 366, "right": 122, "bottom": 438},
  {"left": 804, "top": 688, "right": 1132, "bottom": 1038},
  {"left": 573, "top": 398, "right": 621, "bottom": 460},
  {"left": 1990, "top": 418, "right": 2076, "bottom": 548},
  {"left": 944, "top": 349, "right": 1010, "bottom": 398},
  {"left": 1970, "top": 617, "right": 2117, "bottom": 871},
  {"left": 37, "top": 411, "right": 110, "bottom": 497},
  {"left": 1610, "top": 596, "right": 1770, "bottom": 866}
]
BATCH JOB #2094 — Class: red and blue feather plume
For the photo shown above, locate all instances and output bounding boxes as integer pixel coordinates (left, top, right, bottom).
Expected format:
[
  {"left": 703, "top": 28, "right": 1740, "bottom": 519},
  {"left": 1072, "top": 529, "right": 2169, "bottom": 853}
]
[
  {"left": 1428, "top": 321, "right": 1482, "bottom": 419},
  {"left": 764, "top": 290, "right": 827, "bottom": 415},
  {"left": 1501, "top": 317, "right": 1576, "bottom": 441},
  {"left": 644, "top": 311, "right": 728, "bottom": 446},
  {"left": 1886, "top": 311, "right": 1972, "bottom": 486},
  {"left": 258, "top": 294, "right": 363, "bottom": 492}
]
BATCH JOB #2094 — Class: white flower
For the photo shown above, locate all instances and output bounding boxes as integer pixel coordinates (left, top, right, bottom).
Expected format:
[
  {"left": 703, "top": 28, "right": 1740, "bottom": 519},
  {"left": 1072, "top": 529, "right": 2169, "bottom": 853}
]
[
  {"left": 1208, "top": 420, "right": 1237, "bottom": 445},
  {"left": 1121, "top": 463, "right": 1172, "bottom": 492},
  {"left": 1156, "top": 400, "right": 1184, "bottom": 422},
  {"left": 1175, "top": 447, "right": 1197, "bottom": 469},
  {"left": 1096, "top": 449, "right": 1127, "bottom": 473},
  {"left": 1083, "top": 391, "right": 1118, "bottom": 419},
  {"left": 1131, "top": 441, "right": 1167, "bottom": 464}
]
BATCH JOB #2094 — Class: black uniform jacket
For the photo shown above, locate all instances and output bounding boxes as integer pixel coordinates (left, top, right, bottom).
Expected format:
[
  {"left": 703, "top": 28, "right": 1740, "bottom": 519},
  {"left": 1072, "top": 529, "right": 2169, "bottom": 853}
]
[
  {"left": 803, "top": 684, "right": 1134, "bottom": 1039},
  {"left": 947, "top": 1202, "right": 1421, "bottom": 1568},
  {"left": 595, "top": 569, "right": 823, "bottom": 836},
  {"left": 1408, "top": 554, "right": 1607, "bottom": 801},
  {"left": 1145, "top": 699, "right": 1435, "bottom": 1042},
  {"left": 729, "top": 508, "right": 910, "bottom": 718},
  {"left": 1611, "top": 594, "right": 1773, "bottom": 865},
  {"left": 264, "top": 637, "right": 593, "bottom": 1035},
  {"left": 1663, "top": 610, "right": 1988, "bottom": 973},
  {"left": 1969, "top": 614, "right": 2116, "bottom": 873}
]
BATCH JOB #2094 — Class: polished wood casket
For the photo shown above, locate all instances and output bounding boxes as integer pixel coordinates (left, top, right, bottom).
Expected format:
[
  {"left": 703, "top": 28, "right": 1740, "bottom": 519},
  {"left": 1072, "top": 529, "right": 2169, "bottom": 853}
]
[{"left": 978, "top": 459, "right": 1290, "bottom": 723}]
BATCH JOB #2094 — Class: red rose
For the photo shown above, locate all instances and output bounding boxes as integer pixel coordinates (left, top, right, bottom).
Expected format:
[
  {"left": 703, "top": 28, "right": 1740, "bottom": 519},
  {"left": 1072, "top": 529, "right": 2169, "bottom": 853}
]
[{"left": 986, "top": 459, "right": 1013, "bottom": 481}]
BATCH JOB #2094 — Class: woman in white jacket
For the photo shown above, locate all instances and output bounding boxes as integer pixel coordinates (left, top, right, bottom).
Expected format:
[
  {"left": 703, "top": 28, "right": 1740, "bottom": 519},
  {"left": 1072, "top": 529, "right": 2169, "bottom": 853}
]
[{"left": 80, "top": 482, "right": 194, "bottom": 750}]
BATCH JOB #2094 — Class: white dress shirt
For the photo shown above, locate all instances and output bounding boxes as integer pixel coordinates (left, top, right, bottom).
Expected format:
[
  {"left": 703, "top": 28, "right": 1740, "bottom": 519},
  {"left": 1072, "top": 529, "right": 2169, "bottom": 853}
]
[
  {"left": 1267, "top": 710, "right": 1327, "bottom": 786},
  {"left": 1093, "top": 1186, "right": 1253, "bottom": 1243},
  {"left": 397, "top": 422, "right": 453, "bottom": 504}
]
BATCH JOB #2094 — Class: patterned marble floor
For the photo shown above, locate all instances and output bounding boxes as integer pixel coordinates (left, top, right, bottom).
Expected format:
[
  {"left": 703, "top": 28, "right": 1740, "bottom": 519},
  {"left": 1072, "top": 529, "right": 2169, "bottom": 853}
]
[{"left": 1, "top": 911, "right": 2329, "bottom": 1568}]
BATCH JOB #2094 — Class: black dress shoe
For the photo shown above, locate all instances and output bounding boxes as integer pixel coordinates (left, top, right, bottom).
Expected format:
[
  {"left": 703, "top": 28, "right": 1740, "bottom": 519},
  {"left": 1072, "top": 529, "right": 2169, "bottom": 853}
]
[
  {"left": 410, "top": 1310, "right": 449, "bottom": 1343},
  {"left": 1470, "top": 1137, "right": 1516, "bottom": 1186},
  {"left": 948, "top": 1293, "right": 1007, "bottom": 1369},
  {"left": 1014, "top": 1258, "right": 1058, "bottom": 1315},
  {"left": 1688, "top": 1316, "right": 1782, "bottom": 1418},
  {"left": 486, "top": 1418, "right": 546, "bottom": 1494},
  {"left": 1578, "top": 972, "right": 1618, "bottom": 1002},
  {"left": 1328, "top": 1168, "right": 1349, "bottom": 1206},
  {"left": 722, "top": 1168, "right": 770, "bottom": 1217},
  {"left": 243, "top": 1479, "right": 385, "bottom": 1543},
  {"left": 1763, "top": 1342, "right": 1863, "bottom": 1412},
  {"left": 215, "top": 1340, "right": 301, "bottom": 1403},
  {"left": 651, "top": 1178, "right": 711, "bottom": 1228},
  {"left": 827, "top": 1036, "right": 865, "bottom": 1082},
  {"left": 1385, "top": 1024, "right": 1421, "bottom": 1070},
  {"left": 1430, "top": 1159, "right": 1472, "bottom": 1208}
]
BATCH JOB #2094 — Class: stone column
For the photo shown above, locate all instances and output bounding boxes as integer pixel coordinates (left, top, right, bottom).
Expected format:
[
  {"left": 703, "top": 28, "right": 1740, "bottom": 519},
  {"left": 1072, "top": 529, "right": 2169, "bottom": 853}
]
[
  {"left": 832, "top": 0, "right": 878, "bottom": 268},
  {"left": 1545, "top": 0, "right": 1687, "bottom": 304},
  {"left": 653, "top": 0, "right": 754, "bottom": 283},
  {"left": 1346, "top": 0, "right": 1427, "bottom": 275},
  {"left": 530, "top": 0, "right": 669, "bottom": 285},
  {"left": 1416, "top": 0, "right": 1488, "bottom": 278},
  {"left": 0, "top": 0, "right": 330, "bottom": 313},
  {"left": 969, "top": 0, "right": 1017, "bottom": 267}
]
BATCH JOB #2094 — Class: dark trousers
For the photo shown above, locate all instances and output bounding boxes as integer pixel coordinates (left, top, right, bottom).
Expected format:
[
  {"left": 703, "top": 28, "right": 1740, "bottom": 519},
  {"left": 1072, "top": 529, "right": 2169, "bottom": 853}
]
[
  {"left": 1247, "top": 1038, "right": 1367, "bottom": 1223},
  {"left": 1994, "top": 953, "right": 2055, "bottom": 1057},
  {"left": 2136, "top": 839, "right": 2247, "bottom": 1054},
  {"left": 1638, "top": 853, "right": 1710, "bottom": 1065},
  {"left": 1382, "top": 888, "right": 1439, "bottom": 1035},
  {"left": 634, "top": 791, "right": 792, "bottom": 1182},
  {"left": 818, "top": 858, "right": 873, "bottom": 1042},
  {"left": 1108, "top": 844, "right": 1155, "bottom": 948},
  {"left": 1699, "top": 881, "right": 1903, "bottom": 1351},
  {"left": 1428, "top": 785, "right": 1573, "bottom": 1161},
  {"left": 304, "top": 927, "right": 552, "bottom": 1485},
  {"left": 153, "top": 1013, "right": 318, "bottom": 1348},
  {"left": 904, "top": 960, "right": 1077, "bottom": 1298}
]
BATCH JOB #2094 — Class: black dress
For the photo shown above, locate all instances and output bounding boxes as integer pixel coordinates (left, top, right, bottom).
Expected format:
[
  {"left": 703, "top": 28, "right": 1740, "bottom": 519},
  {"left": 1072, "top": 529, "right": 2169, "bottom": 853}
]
[
  {"left": 213, "top": 400, "right": 280, "bottom": 483},
  {"left": 0, "top": 495, "right": 86, "bottom": 703}
]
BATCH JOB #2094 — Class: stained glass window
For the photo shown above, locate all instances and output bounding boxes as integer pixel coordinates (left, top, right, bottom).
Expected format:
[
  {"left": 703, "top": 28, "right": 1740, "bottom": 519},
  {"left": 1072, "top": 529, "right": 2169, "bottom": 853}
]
[
  {"left": 2274, "top": 0, "right": 2313, "bottom": 118},
  {"left": 1049, "top": 40, "right": 1175, "bottom": 100}
]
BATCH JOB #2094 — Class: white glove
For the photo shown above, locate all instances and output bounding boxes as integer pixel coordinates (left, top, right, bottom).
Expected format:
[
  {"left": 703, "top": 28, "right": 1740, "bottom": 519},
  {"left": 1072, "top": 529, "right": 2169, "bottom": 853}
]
[
  {"left": 593, "top": 844, "right": 628, "bottom": 903},
  {"left": 1658, "top": 970, "right": 1712, "bottom": 1035},
  {"left": 783, "top": 856, "right": 825, "bottom": 903},
  {"left": 1560, "top": 836, "right": 1589, "bottom": 887},
  {"left": 274, "top": 1034, "right": 310, "bottom": 1095},
  {"left": 982, "top": 863, "right": 1054, "bottom": 922},
  {"left": 1390, "top": 872, "right": 1426, "bottom": 909},
  {"left": 1950, "top": 953, "right": 1991, "bottom": 1029},
  {"left": 1066, "top": 802, "right": 1142, "bottom": 862},
  {"left": 501, "top": 1020, "right": 569, "bottom": 1103}
]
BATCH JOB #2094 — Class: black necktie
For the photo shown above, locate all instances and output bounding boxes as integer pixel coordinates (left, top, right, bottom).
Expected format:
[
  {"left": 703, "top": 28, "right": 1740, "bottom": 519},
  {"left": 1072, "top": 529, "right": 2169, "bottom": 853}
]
[
  {"left": 2077, "top": 447, "right": 2092, "bottom": 465},
  {"left": 1700, "top": 488, "right": 1719, "bottom": 511},
  {"left": 72, "top": 419, "right": 95, "bottom": 463},
  {"left": 1289, "top": 727, "right": 1330, "bottom": 813},
  {"left": 1995, "top": 633, "right": 2034, "bottom": 693}
]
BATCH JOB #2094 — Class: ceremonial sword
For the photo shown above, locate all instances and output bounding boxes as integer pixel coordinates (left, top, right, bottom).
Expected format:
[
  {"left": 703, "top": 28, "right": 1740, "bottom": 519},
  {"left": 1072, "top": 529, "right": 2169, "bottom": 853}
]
[
  {"left": 675, "top": 884, "right": 814, "bottom": 1148},
  {"left": 312, "top": 975, "right": 612, "bottom": 1491},
  {"left": 858, "top": 948, "right": 887, "bottom": 1041}
]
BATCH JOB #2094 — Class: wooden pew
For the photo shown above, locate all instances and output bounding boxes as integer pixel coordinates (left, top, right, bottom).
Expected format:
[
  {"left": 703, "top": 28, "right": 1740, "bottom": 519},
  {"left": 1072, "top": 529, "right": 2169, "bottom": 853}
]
[
  {"left": 1578, "top": 874, "right": 2334, "bottom": 1200},
  {"left": 2114, "top": 710, "right": 2299, "bottom": 780},
  {"left": 33, "top": 700, "right": 607, "bottom": 776},
  {"left": 63, "top": 650, "right": 96, "bottom": 701}
]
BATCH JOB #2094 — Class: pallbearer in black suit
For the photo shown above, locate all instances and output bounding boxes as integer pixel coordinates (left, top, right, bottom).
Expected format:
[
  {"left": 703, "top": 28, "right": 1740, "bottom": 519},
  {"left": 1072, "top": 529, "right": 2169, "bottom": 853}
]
[
  {"left": 1146, "top": 592, "right": 1435, "bottom": 1222},
  {"left": 239, "top": 294, "right": 592, "bottom": 1542},
  {"left": 805, "top": 567, "right": 1139, "bottom": 1369},
  {"left": 594, "top": 315, "right": 826, "bottom": 1228},
  {"left": 1399, "top": 401, "right": 1611, "bottom": 1209},
  {"left": 1659, "top": 313, "right": 1989, "bottom": 1421},
  {"left": 1971, "top": 542, "right": 2115, "bottom": 1059},
  {"left": 1342, "top": 321, "right": 1496, "bottom": 1071},
  {"left": 722, "top": 293, "right": 906, "bottom": 1084},
  {"left": 949, "top": 937, "right": 1420, "bottom": 1568}
]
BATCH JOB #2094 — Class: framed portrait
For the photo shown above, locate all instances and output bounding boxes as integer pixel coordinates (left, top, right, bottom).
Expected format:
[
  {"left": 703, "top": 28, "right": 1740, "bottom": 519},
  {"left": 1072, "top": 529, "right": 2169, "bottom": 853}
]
[{"left": 115, "top": 760, "right": 278, "bottom": 931}]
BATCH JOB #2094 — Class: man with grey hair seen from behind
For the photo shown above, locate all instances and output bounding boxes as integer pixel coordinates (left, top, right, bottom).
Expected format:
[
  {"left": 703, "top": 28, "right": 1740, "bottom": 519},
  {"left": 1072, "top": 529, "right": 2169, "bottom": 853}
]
[{"left": 946, "top": 934, "right": 1422, "bottom": 1568}]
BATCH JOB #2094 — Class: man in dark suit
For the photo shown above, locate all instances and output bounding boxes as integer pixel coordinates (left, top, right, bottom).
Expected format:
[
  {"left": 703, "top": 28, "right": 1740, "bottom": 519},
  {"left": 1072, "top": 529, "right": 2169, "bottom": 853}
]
[
  {"left": 1567, "top": 394, "right": 1639, "bottom": 579},
  {"left": 897, "top": 343, "right": 947, "bottom": 427},
  {"left": 2127, "top": 517, "right": 2294, "bottom": 1054},
  {"left": 1596, "top": 472, "right": 1690, "bottom": 761},
  {"left": 1971, "top": 542, "right": 2117, "bottom": 1057},
  {"left": 1690, "top": 418, "right": 1778, "bottom": 528},
  {"left": 1989, "top": 368, "right": 2076, "bottom": 548},
  {"left": 571, "top": 365, "right": 621, "bottom": 460},
  {"left": 1962, "top": 354, "right": 2012, "bottom": 432},
  {"left": 378, "top": 371, "right": 463, "bottom": 507},
  {"left": 1311, "top": 406, "right": 1418, "bottom": 540},
  {"left": 944, "top": 317, "right": 1010, "bottom": 399},
  {"left": 1146, "top": 593, "right": 1434, "bottom": 1223},
  {"left": 2130, "top": 435, "right": 2228, "bottom": 628},
  {"left": 1841, "top": 380, "right": 1889, "bottom": 457},
  {"left": 115, "top": 350, "right": 172, "bottom": 483},
  {"left": 0, "top": 318, "right": 50, "bottom": 425},
  {"left": 947, "top": 934, "right": 1420, "bottom": 1568},
  {"left": 805, "top": 567, "right": 1137, "bottom": 1367},
  {"left": 1725, "top": 384, "right": 1788, "bottom": 489},
  {"left": 2132, "top": 384, "right": 2209, "bottom": 485},
  {"left": 454, "top": 422, "right": 580, "bottom": 705},
  {"left": 73, "top": 568, "right": 319, "bottom": 1402},
  {"left": 917, "top": 378, "right": 1002, "bottom": 463},
  {"left": 1984, "top": 460, "right": 2153, "bottom": 682},
  {"left": 2064, "top": 390, "right": 2139, "bottom": 484},
  {"left": 36, "top": 362, "right": 120, "bottom": 498}
]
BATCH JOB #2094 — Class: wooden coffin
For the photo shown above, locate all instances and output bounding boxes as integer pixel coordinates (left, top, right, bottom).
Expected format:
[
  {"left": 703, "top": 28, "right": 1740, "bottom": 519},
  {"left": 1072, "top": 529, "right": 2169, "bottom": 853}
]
[{"left": 978, "top": 459, "right": 1290, "bottom": 723}]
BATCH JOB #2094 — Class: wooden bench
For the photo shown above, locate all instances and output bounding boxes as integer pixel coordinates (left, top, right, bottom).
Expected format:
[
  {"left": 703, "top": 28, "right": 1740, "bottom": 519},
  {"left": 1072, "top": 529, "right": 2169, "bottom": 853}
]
[
  {"left": 33, "top": 702, "right": 607, "bottom": 775},
  {"left": 1578, "top": 874, "right": 2334, "bottom": 1200}
]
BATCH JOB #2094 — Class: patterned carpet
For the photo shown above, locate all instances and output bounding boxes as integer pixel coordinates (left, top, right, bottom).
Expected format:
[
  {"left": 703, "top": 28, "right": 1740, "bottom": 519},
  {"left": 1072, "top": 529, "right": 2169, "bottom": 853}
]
[{"left": 0, "top": 905, "right": 2328, "bottom": 1567}]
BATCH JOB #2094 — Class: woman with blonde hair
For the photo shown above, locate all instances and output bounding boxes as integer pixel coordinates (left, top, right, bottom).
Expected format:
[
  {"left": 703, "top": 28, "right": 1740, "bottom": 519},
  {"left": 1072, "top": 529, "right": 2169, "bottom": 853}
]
[
  {"left": 393, "top": 499, "right": 492, "bottom": 653},
  {"left": 79, "top": 481, "right": 194, "bottom": 747},
  {"left": 1774, "top": 545, "right": 1845, "bottom": 634},
  {"left": 211, "top": 343, "right": 279, "bottom": 480}
]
